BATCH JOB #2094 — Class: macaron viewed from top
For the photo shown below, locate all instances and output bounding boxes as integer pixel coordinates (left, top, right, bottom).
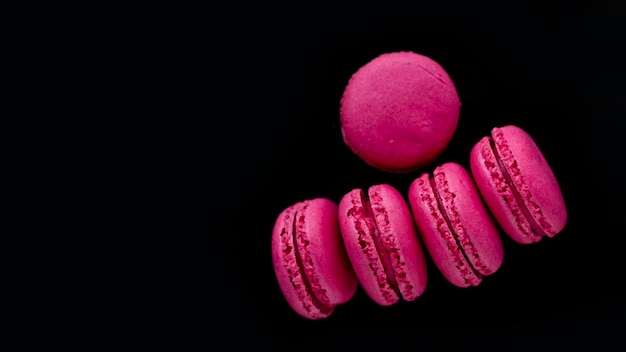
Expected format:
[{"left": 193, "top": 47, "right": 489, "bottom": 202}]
[
  {"left": 338, "top": 184, "right": 427, "bottom": 306},
  {"left": 340, "top": 51, "right": 461, "bottom": 173},
  {"left": 470, "top": 125, "right": 567, "bottom": 244},
  {"left": 408, "top": 162, "right": 504, "bottom": 288},
  {"left": 272, "top": 198, "right": 358, "bottom": 320}
]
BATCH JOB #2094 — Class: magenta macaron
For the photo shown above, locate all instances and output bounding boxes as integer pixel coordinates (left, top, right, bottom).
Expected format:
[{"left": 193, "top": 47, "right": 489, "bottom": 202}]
[
  {"left": 272, "top": 198, "right": 358, "bottom": 319},
  {"left": 470, "top": 125, "right": 567, "bottom": 244},
  {"left": 338, "top": 184, "right": 427, "bottom": 305},
  {"left": 408, "top": 162, "right": 504, "bottom": 288},
  {"left": 340, "top": 51, "right": 461, "bottom": 173}
]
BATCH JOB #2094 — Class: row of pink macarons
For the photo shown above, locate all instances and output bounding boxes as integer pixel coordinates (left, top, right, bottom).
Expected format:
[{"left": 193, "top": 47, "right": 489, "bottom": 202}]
[{"left": 272, "top": 125, "right": 567, "bottom": 320}]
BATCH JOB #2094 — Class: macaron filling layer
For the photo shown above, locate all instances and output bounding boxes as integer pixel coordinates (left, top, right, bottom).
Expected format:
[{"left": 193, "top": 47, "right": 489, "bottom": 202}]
[
  {"left": 420, "top": 174, "right": 482, "bottom": 286},
  {"left": 348, "top": 190, "right": 401, "bottom": 303},
  {"left": 280, "top": 203, "right": 332, "bottom": 316},
  {"left": 488, "top": 137, "right": 546, "bottom": 238},
  {"left": 359, "top": 191, "right": 400, "bottom": 295},
  {"left": 430, "top": 178, "right": 482, "bottom": 281},
  {"left": 345, "top": 185, "right": 426, "bottom": 304}
]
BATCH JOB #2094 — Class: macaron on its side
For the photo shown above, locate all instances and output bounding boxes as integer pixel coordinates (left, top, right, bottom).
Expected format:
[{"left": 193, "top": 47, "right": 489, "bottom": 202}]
[
  {"left": 470, "top": 126, "right": 567, "bottom": 244},
  {"left": 409, "top": 172, "right": 480, "bottom": 287},
  {"left": 340, "top": 51, "right": 461, "bottom": 173},
  {"left": 339, "top": 189, "right": 399, "bottom": 305},
  {"left": 272, "top": 198, "right": 357, "bottom": 320},
  {"left": 493, "top": 126, "right": 567, "bottom": 237},
  {"left": 369, "top": 185, "right": 427, "bottom": 301},
  {"left": 303, "top": 198, "right": 359, "bottom": 305},
  {"left": 408, "top": 163, "right": 503, "bottom": 288},
  {"left": 338, "top": 184, "right": 427, "bottom": 305},
  {"left": 470, "top": 135, "right": 537, "bottom": 244}
]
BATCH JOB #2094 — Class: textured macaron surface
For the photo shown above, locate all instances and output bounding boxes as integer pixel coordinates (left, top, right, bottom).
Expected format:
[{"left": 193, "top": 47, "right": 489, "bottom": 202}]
[
  {"left": 338, "top": 184, "right": 427, "bottom": 305},
  {"left": 272, "top": 198, "right": 357, "bottom": 319},
  {"left": 470, "top": 125, "right": 567, "bottom": 244},
  {"left": 340, "top": 51, "right": 461, "bottom": 172},
  {"left": 408, "top": 163, "right": 503, "bottom": 288}
]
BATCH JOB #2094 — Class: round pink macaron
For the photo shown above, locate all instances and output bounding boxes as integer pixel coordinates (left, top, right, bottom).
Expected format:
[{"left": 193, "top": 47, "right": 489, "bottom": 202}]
[
  {"left": 338, "top": 184, "right": 427, "bottom": 306},
  {"left": 470, "top": 125, "right": 567, "bottom": 244},
  {"left": 340, "top": 51, "right": 461, "bottom": 173},
  {"left": 408, "top": 162, "right": 504, "bottom": 288},
  {"left": 272, "top": 198, "right": 358, "bottom": 320}
]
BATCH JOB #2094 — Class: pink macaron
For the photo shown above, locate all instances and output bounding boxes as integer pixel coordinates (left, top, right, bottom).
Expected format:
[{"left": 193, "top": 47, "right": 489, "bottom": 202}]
[
  {"left": 470, "top": 125, "right": 567, "bottom": 244},
  {"left": 340, "top": 51, "right": 461, "bottom": 173},
  {"left": 272, "top": 198, "right": 358, "bottom": 320},
  {"left": 338, "top": 184, "right": 427, "bottom": 305},
  {"left": 408, "top": 162, "right": 504, "bottom": 288}
]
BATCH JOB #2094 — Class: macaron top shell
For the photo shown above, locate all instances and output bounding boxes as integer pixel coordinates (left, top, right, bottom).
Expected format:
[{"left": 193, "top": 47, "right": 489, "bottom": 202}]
[
  {"left": 272, "top": 198, "right": 358, "bottom": 319},
  {"left": 338, "top": 184, "right": 427, "bottom": 306},
  {"left": 408, "top": 162, "right": 504, "bottom": 288},
  {"left": 470, "top": 125, "right": 567, "bottom": 244},
  {"left": 340, "top": 51, "right": 461, "bottom": 173}
]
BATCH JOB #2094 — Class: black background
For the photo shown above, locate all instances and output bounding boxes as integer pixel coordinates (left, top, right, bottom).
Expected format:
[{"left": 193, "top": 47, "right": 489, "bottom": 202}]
[{"left": 194, "top": 1, "right": 626, "bottom": 351}]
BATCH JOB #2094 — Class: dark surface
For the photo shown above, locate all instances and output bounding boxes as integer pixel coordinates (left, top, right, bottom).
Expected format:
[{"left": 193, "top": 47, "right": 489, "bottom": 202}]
[{"left": 195, "top": 2, "right": 626, "bottom": 351}]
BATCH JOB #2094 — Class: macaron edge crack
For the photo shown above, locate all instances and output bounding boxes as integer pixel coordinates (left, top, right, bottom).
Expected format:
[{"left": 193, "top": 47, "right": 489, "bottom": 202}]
[
  {"left": 369, "top": 186, "right": 417, "bottom": 301},
  {"left": 347, "top": 190, "right": 400, "bottom": 305}
]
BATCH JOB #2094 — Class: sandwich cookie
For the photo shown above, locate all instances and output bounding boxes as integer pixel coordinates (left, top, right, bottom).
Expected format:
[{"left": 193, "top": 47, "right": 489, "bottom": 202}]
[
  {"left": 340, "top": 51, "right": 461, "bottom": 173},
  {"left": 339, "top": 184, "right": 427, "bottom": 305},
  {"left": 272, "top": 198, "right": 358, "bottom": 319},
  {"left": 470, "top": 125, "right": 567, "bottom": 244},
  {"left": 409, "top": 162, "right": 504, "bottom": 288}
]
